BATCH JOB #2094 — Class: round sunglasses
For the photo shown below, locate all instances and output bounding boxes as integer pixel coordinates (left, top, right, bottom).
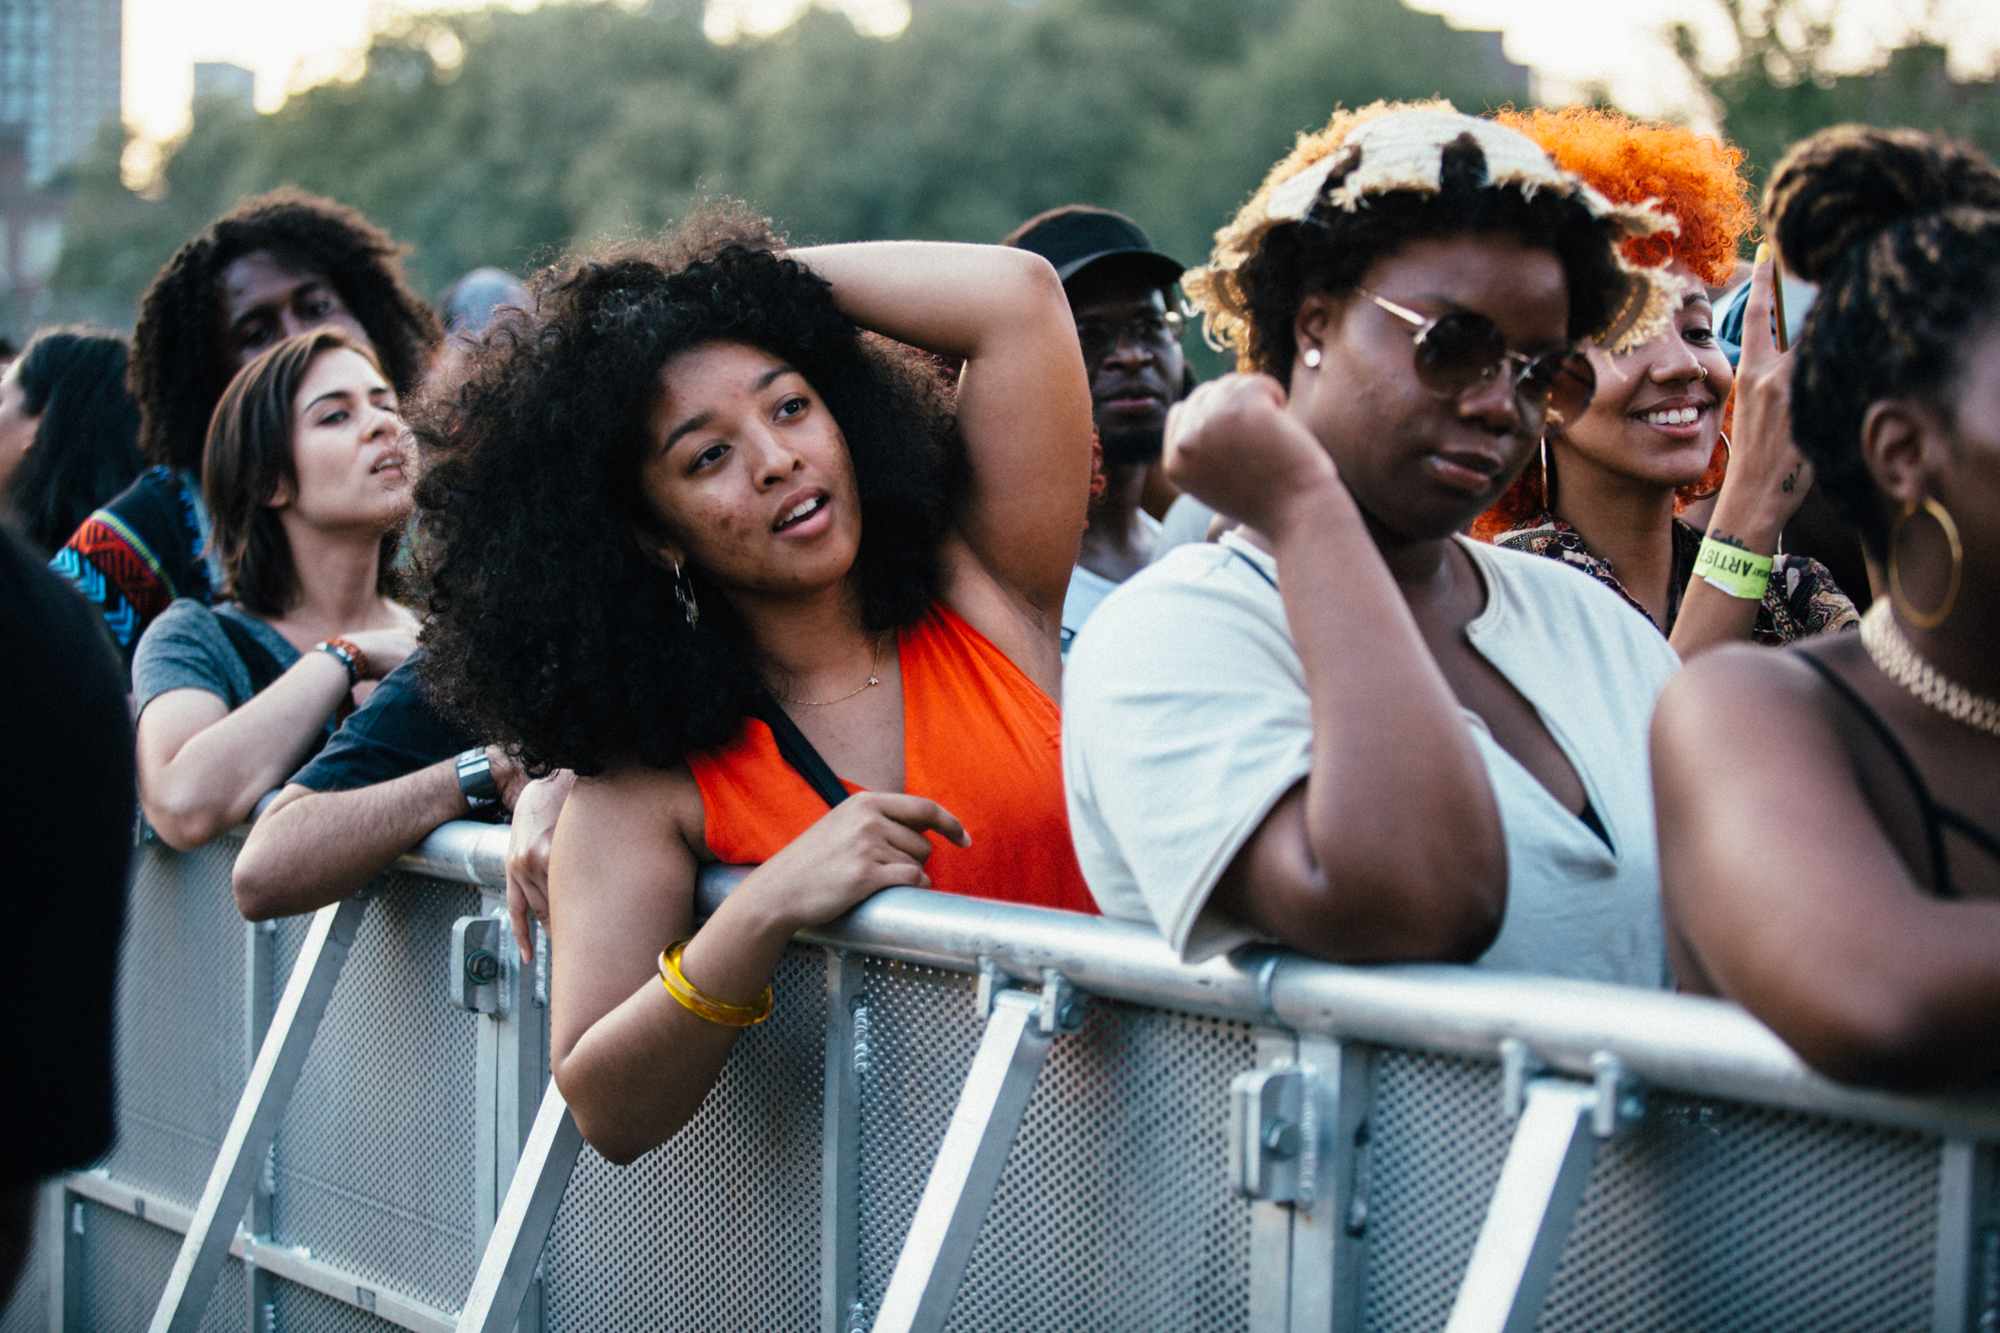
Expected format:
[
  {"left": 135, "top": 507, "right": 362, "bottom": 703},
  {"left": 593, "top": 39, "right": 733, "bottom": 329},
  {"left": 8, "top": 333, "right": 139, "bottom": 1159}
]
[{"left": 1356, "top": 288, "right": 1596, "bottom": 433}]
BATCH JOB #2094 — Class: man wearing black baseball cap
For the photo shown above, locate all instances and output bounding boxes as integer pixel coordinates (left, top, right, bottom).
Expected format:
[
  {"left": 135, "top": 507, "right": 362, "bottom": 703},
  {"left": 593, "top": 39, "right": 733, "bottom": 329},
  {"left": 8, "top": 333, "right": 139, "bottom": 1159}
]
[{"left": 1003, "top": 206, "right": 1209, "bottom": 653}]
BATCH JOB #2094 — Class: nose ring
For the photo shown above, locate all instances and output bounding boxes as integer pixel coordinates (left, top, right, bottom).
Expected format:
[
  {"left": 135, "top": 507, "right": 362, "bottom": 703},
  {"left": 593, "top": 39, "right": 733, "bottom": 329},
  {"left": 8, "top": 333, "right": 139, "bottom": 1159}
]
[{"left": 1697, "top": 367, "right": 1709, "bottom": 380}]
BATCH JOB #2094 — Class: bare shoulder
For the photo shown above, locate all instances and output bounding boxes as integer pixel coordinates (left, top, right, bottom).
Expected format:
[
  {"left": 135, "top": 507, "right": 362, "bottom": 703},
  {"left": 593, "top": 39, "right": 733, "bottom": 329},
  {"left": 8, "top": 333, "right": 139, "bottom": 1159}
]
[
  {"left": 562, "top": 759, "right": 709, "bottom": 863},
  {"left": 1654, "top": 641, "right": 1839, "bottom": 751}
]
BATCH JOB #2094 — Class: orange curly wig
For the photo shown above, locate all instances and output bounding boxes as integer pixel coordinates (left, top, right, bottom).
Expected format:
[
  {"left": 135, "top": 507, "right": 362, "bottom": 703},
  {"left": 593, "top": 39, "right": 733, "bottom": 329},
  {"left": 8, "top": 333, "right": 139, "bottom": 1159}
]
[
  {"left": 1470, "top": 107, "right": 1752, "bottom": 541},
  {"left": 1494, "top": 106, "right": 1754, "bottom": 286}
]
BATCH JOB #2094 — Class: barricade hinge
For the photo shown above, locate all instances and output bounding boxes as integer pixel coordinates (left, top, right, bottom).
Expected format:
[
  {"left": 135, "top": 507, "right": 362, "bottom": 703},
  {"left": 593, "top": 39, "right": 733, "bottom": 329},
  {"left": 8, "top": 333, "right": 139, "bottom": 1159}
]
[
  {"left": 450, "top": 915, "right": 504, "bottom": 1015},
  {"left": 1230, "top": 1065, "right": 1318, "bottom": 1203},
  {"left": 1501, "top": 1039, "right": 1644, "bottom": 1137}
]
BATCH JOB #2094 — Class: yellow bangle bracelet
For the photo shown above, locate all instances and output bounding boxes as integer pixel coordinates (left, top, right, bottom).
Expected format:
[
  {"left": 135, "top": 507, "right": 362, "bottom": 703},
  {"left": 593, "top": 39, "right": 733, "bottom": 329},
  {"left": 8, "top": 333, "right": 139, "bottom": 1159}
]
[
  {"left": 1691, "top": 534, "right": 1774, "bottom": 601},
  {"left": 657, "top": 937, "right": 774, "bottom": 1027}
]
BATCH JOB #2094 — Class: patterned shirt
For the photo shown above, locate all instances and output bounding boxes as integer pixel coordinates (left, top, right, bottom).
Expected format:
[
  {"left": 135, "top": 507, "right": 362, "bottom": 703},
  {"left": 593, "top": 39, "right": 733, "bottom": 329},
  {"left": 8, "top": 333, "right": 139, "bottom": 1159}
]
[
  {"left": 49, "top": 466, "right": 218, "bottom": 670},
  {"left": 1490, "top": 511, "right": 1859, "bottom": 646}
]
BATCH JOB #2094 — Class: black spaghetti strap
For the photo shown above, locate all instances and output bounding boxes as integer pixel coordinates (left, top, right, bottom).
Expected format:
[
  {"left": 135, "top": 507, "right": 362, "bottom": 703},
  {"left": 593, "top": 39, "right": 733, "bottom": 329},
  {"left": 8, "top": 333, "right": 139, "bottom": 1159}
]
[
  {"left": 1938, "top": 809, "right": 2000, "bottom": 867},
  {"left": 1797, "top": 654, "right": 1956, "bottom": 898},
  {"left": 748, "top": 692, "right": 852, "bottom": 811}
]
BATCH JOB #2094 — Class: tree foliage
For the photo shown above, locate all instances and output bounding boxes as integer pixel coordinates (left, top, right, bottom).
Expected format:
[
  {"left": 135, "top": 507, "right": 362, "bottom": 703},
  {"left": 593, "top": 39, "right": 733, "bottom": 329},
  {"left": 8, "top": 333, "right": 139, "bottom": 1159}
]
[
  {"left": 50, "top": 0, "right": 1531, "bottom": 326},
  {"left": 1675, "top": 0, "right": 2000, "bottom": 202}
]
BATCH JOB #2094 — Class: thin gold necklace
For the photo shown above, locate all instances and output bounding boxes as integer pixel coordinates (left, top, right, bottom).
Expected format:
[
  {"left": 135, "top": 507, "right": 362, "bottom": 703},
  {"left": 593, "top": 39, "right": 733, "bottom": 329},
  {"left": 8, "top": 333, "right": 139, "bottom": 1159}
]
[
  {"left": 1861, "top": 602, "right": 2000, "bottom": 740},
  {"left": 770, "top": 635, "right": 887, "bottom": 707}
]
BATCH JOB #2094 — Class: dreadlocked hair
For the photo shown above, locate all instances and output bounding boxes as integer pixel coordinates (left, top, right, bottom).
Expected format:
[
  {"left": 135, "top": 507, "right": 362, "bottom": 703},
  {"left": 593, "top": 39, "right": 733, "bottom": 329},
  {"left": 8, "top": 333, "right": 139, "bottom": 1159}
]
[
  {"left": 410, "top": 205, "right": 966, "bottom": 778},
  {"left": 1223, "top": 138, "right": 1632, "bottom": 389},
  {"left": 130, "top": 188, "right": 440, "bottom": 474},
  {"left": 1766, "top": 125, "right": 2000, "bottom": 558}
]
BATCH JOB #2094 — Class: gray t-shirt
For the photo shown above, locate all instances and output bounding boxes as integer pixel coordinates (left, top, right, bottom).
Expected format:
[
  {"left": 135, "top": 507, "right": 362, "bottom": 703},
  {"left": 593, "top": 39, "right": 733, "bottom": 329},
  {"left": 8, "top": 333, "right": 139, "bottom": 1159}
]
[
  {"left": 132, "top": 599, "right": 300, "bottom": 717},
  {"left": 1064, "top": 532, "right": 1681, "bottom": 987}
]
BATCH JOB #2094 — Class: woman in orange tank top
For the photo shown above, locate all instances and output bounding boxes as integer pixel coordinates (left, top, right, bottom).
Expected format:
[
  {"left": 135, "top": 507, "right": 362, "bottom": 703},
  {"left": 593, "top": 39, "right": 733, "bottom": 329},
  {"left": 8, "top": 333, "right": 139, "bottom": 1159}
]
[{"left": 412, "top": 208, "right": 1094, "bottom": 1161}]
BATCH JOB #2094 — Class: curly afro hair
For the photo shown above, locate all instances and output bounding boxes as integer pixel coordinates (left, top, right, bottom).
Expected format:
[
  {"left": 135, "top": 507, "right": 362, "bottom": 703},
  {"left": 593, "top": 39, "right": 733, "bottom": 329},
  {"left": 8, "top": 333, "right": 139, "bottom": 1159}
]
[
  {"left": 130, "top": 187, "right": 440, "bottom": 474},
  {"left": 1495, "top": 107, "right": 1754, "bottom": 288},
  {"left": 411, "top": 205, "right": 966, "bottom": 777},
  {"left": 1765, "top": 125, "right": 2000, "bottom": 557},
  {"left": 1472, "top": 108, "right": 1754, "bottom": 540}
]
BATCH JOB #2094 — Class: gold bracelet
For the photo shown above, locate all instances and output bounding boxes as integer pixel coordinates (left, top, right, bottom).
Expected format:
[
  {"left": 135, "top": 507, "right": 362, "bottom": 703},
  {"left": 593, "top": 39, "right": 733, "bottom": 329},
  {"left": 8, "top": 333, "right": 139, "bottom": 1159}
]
[{"left": 657, "top": 937, "right": 773, "bottom": 1027}]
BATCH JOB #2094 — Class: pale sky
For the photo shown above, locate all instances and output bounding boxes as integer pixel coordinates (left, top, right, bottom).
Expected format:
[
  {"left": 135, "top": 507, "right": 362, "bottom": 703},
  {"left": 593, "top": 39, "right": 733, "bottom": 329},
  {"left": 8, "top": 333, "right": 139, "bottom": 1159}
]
[{"left": 125, "top": 0, "right": 2000, "bottom": 148}]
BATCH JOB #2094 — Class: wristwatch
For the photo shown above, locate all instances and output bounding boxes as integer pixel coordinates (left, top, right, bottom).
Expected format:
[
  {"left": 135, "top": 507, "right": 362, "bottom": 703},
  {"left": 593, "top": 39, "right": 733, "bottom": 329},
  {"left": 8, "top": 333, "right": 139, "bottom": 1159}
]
[{"left": 455, "top": 748, "right": 501, "bottom": 810}]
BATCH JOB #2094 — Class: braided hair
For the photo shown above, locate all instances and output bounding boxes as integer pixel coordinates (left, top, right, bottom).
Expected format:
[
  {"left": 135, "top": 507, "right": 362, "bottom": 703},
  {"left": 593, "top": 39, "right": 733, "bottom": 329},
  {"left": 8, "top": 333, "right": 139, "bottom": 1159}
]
[
  {"left": 1766, "top": 126, "right": 2000, "bottom": 557},
  {"left": 410, "top": 205, "right": 966, "bottom": 777},
  {"left": 130, "top": 188, "right": 440, "bottom": 473}
]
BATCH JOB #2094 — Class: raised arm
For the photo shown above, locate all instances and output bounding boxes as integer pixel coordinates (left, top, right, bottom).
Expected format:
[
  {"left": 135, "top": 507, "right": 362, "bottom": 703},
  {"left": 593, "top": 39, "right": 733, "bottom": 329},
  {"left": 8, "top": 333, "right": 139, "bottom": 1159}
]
[
  {"left": 1653, "top": 648, "right": 2000, "bottom": 1090},
  {"left": 791, "top": 242, "right": 1092, "bottom": 617},
  {"left": 1173, "top": 375, "right": 1507, "bottom": 962},
  {"left": 1670, "top": 256, "right": 1819, "bottom": 658}
]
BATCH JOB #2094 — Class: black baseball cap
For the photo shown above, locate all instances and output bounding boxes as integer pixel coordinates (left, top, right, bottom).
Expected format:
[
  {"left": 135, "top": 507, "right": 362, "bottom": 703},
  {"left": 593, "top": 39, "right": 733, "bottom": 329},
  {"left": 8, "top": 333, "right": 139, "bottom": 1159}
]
[{"left": 1005, "top": 207, "right": 1186, "bottom": 291}]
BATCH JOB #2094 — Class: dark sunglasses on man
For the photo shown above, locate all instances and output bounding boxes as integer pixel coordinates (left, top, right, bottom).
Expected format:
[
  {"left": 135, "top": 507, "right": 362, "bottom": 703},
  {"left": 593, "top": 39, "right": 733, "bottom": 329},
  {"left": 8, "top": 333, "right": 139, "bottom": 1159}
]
[{"left": 1357, "top": 288, "right": 1596, "bottom": 434}]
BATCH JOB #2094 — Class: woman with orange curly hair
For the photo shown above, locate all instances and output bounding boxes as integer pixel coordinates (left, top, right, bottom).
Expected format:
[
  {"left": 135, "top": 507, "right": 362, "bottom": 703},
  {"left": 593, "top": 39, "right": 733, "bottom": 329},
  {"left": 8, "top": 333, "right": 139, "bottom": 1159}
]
[{"left": 1473, "top": 107, "right": 1858, "bottom": 652}]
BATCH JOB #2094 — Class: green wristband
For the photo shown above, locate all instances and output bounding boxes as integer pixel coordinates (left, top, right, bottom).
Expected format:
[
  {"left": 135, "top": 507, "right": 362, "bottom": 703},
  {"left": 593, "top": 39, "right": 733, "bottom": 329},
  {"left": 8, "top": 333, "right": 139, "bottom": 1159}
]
[{"left": 1692, "top": 534, "right": 1773, "bottom": 601}]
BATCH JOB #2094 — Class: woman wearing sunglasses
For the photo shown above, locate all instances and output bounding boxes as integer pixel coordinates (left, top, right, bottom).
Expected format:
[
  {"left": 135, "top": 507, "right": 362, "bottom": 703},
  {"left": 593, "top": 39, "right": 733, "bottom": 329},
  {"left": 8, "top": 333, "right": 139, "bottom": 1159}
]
[
  {"left": 1473, "top": 108, "right": 1858, "bottom": 654},
  {"left": 1063, "top": 103, "right": 1683, "bottom": 983}
]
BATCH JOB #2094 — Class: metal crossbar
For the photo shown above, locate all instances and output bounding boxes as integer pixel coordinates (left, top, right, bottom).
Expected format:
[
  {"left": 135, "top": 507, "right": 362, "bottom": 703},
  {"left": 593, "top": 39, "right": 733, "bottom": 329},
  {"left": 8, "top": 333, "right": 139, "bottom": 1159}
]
[
  {"left": 147, "top": 894, "right": 368, "bottom": 1333},
  {"left": 13, "top": 823, "right": 1999, "bottom": 1333}
]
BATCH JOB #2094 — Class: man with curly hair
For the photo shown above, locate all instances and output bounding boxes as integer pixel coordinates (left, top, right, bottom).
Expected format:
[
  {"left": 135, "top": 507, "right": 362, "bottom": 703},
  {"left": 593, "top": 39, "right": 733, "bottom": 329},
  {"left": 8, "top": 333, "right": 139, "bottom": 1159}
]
[{"left": 50, "top": 188, "right": 439, "bottom": 667}]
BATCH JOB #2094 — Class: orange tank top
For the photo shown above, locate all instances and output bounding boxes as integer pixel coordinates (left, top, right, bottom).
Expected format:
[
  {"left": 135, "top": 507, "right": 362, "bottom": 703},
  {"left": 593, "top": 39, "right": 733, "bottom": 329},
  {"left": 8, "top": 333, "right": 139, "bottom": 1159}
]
[{"left": 686, "top": 601, "right": 1096, "bottom": 914}]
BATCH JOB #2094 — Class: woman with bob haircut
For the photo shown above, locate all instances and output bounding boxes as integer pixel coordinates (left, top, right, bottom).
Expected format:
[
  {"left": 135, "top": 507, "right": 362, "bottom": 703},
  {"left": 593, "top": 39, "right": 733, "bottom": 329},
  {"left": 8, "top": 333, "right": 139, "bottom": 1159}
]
[
  {"left": 412, "top": 207, "right": 1094, "bottom": 1161},
  {"left": 0, "top": 329, "right": 144, "bottom": 557},
  {"left": 1064, "top": 102, "right": 1685, "bottom": 984},
  {"left": 1472, "top": 107, "right": 1857, "bottom": 652},
  {"left": 1655, "top": 126, "right": 2000, "bottom": 1089},
  {"left": 133, "top": 329, "right": 419, "bottom": 852}
]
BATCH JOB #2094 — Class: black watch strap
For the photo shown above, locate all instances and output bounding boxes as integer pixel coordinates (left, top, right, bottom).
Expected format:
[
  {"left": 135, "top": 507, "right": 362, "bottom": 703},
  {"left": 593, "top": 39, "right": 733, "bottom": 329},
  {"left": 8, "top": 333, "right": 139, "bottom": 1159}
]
[{"left": 455, "top": 748, "right": 500, "bottom": 808}]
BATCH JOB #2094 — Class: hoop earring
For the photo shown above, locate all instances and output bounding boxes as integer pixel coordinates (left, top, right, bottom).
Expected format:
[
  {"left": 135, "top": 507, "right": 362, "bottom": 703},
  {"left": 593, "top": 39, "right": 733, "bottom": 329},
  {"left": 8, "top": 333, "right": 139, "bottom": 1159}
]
[
  {"left": 1302, "top": 346, "right": 1322, "bottom": 370},
  {"left": 1678, "top": 432, "right": 1731, "bottom": 502},
  {"left": 672, "top": 560, "right": 700, "bottom": 630},
  {"left": 1888, "top": 496, "right": 1962, "bottom": 630}
]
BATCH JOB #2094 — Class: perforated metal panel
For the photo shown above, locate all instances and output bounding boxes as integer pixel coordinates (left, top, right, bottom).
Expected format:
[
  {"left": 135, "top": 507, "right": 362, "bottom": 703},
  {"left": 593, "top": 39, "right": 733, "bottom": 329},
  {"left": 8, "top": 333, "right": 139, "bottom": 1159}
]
[
  {"left": 1537, "top": 1093, "right": 1940, "bottom": 1331},
  {"left": 855, "top": 959, "right": 984, "bottom": 1319},
  {"left": 944, "top": 1001, "right": 1257, "bottom": 1332},
  {"left": 1363, "top": 1049, "right": 1513, "bottom": 1333},
  {"left": 73, "top": 1201, "right": 248, "bottom": 1333},
  {"left": 541, "top": 947, "right": 828, "bottom": 1333},
  {"left": 269, "top": 1275, "right": 409, "bottom": 1333},
  {"left": 271, "top": 873, "right": 484, "bottom": 1313},
  {"left": 108, "top": 838, "right": 254, "bottom": 1207}
]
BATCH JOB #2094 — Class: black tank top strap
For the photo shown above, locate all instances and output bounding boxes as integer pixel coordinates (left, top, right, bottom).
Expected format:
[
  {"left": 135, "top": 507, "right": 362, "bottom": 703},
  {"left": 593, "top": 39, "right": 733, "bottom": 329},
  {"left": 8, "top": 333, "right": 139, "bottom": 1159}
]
[
  {"left": 1938, "top": 809, "right": 2000, "bottom": 869},
  {"left": 1796, "top": 653, "right": 1957, "bottom": 899}
]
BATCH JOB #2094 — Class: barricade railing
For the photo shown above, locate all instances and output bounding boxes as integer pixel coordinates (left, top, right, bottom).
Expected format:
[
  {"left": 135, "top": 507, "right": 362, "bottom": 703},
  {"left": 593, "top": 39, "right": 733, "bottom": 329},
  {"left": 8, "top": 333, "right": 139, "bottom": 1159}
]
[{"left": 5, "top": 819, "right": 1998, "bottom": 1333}]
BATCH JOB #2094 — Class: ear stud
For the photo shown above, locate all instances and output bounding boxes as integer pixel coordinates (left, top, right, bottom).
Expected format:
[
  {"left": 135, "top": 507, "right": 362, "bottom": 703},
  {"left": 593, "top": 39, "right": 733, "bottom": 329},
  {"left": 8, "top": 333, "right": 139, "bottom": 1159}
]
[{"left": 1303, "top": 347, "right": 1323, "bottom": 369}]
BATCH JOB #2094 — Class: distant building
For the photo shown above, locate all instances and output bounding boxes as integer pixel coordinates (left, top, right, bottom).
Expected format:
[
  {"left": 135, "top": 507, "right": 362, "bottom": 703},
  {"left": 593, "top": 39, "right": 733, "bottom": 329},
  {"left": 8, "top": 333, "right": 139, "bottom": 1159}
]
[
  {"left": 194, "top": 61, "right": 255, "bottom": 116},
  {"left": 0, "top": 0, "right": 119, "bottom": 326},
  {"left": 0, "top": 0, "right": 122, "bottom": 186}
]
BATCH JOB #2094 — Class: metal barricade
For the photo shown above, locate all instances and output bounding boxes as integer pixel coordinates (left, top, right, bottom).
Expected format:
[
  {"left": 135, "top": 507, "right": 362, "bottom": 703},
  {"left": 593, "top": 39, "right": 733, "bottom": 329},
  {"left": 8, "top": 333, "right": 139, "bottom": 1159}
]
[{"left": 5, "top": 821, "right": 1998, "bottom": 1332}]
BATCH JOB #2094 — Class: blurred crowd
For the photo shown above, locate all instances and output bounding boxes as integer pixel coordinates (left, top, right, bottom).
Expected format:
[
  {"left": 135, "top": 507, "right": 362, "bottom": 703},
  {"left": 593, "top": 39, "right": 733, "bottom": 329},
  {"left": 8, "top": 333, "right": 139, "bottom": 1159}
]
[{"left": 4, "top": 97, "right": 1998, "bottom": 1285}]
